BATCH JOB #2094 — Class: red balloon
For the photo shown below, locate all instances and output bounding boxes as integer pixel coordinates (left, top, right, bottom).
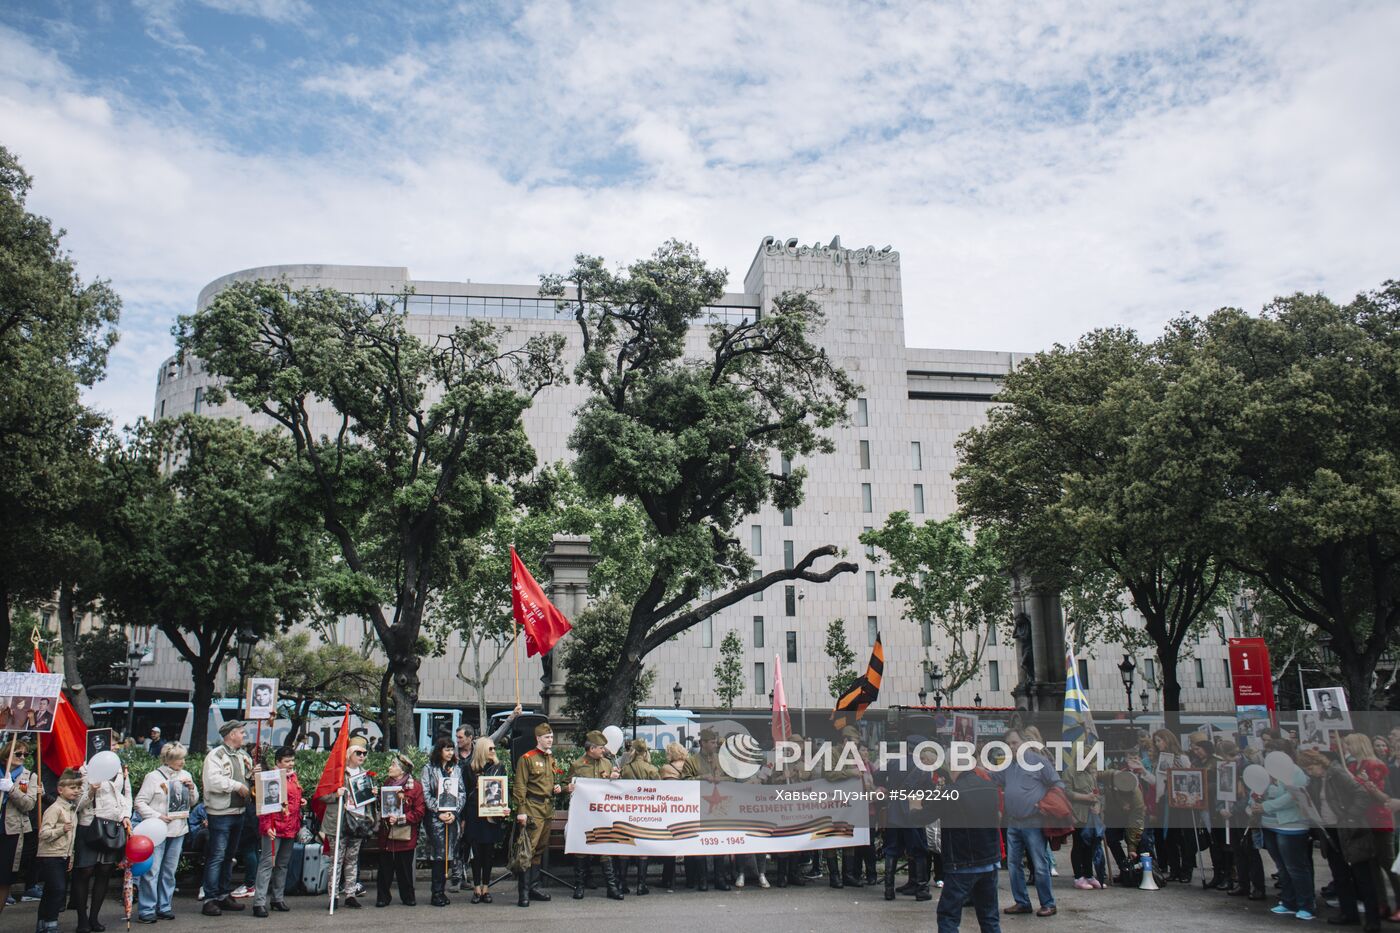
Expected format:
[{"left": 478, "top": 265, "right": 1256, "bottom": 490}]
[{"left": 125, "top": 834, "right": 154, "bottom": 863}]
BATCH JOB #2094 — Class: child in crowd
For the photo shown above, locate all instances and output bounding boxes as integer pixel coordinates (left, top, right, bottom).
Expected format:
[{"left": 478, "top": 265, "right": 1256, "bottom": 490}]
[{"left": 36, "top": 769, "right": 85, "bottom": 933}]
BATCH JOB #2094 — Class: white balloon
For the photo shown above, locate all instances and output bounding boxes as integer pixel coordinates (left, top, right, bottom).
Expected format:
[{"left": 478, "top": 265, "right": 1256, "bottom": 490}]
[
  {"left": 86, "top": 751, "right": 121, "bottom": 784},
  {"left": 602, "top": 725, "right": 625, "bottom": 755},
  {"left": 1265, "top": 751, "right": 1297, "bottom": 783},
  {"left": 1242, "top": 764, "right": 1271, "bottom": 795},
  {"left": 133, "top": 817, "right": 168, "bottom": 846}
]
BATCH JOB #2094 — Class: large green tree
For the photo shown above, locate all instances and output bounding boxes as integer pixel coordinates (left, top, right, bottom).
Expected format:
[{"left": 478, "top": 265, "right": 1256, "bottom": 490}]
[
  {"left": 713, "top": 630, "right": 744, "bottom": 710},
  {"left": 560, "top": 596, "right": 656, "bottom": 733},
  {"left": 860, "top": 514, "right": 1011, "bottom": 698},
  {"left": 0, "top": 145, "right": 120, "bottom": 662},
  {"left": 100, "top": 416, "right": 324, "bottom": 751},
  {"left": 1200, "top": 286, "right": 1400, "bottom": 708},
  {"left": 956, "top": 327, "right": 1234, "bottom": 716},
  {"left": 542, "top": 241, "right": 860, "bottom": 725},
  {"left": 179, "top": 283, "right": 565, "bottom": 743},
  {"left": 250, "top": 632, "right": 384, "bottom": 748}
]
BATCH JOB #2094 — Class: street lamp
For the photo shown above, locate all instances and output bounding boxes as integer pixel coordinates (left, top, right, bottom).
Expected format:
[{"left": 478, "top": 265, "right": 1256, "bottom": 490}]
[
  {"left": 973, "top": 692, "right": 983, "bottom": 707},
  {"left": 124, "top": 634, "right": 146, "bottom": 740},
  {"left": 1118, "top": 654, "right": 1137, "bottom": 719},
  {"left": 235, "top": 624, "right": 259, "bottom": 683},
  {"left": 917, "top": 687, "right": 928, "bottom": 707},
  {"left": 673, "top": 682, "right": 682, "bottom": 709},
  {"left": 929, "top": 664, "right": 945, "bottom": 710},
  {"left": 1138, "top": 688, "right": 1149, "bottom": 713}
]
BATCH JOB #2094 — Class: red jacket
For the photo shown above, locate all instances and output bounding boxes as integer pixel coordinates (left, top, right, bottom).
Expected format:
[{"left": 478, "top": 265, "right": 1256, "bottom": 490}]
[
  {"left": 258, "top": 771, "right": 304, "bottom": 839},
  {"left": 378, "top": 776, "right": 426, "bottom": 852}
]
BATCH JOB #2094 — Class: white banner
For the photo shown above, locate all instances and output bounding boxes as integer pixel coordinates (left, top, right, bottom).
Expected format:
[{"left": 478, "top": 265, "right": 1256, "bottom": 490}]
[{"left": 565, "top": 778, "right": 870, "bottom": 856}]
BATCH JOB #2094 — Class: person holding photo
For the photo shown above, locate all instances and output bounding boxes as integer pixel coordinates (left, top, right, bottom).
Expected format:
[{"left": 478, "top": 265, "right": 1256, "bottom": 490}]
[
  {"left": 134, "top": 743, "right": 199, "bottom": 922},
  {"left": 320, "top": 736, "right": 371, "bottom": 910},
  {"left": 463, "top": 738, "right": 506, "bottom": 904},
  {"left": 1148, "top": 730, "right": 1194, "bottom": 884},
  {"left": 420, "top": 737, "right": 461, "bottom": 907},
  {"left": 73, "top": 760, "right": 133, "bottom": 933},
  {"left": 376, "top": 753, "right": 424, "bottom": 908},
  {"left": 1249, "top": 742, "right": 1316, "bottom": 920},
  {"left": 0, "top": 738, "right": 39, "bottom": 918},
  {"left": 252, "top": 747, "right": 302, "bottom": 917}
]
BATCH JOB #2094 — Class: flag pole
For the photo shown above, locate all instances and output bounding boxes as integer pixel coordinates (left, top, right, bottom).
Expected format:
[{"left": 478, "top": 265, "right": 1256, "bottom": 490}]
[
  {"left": 31, "top": 627, "right": 43, "bottom": 829},
  {"left": 328, "top": 797, "right": 343, "bottom": 915}
]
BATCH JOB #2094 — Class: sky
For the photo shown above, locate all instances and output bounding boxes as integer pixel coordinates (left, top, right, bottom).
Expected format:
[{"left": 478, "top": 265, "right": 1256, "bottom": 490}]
[{"left": 2, "top": 0, "right": 1398, "bottom": 428}]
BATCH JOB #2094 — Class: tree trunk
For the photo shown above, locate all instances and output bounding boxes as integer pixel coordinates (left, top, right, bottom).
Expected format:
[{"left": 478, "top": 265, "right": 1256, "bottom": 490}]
[
  {"left": 391, "top": 656, "right": 420, "bottom": 752},
  {"left": 0, "top": 587, "right": 10, "bottom": 666},
  {"left": 474, "top": 640, "right": 488, "bottom": 734},
  {"left": 1157, "top": 641, "right": 1183, "bottom": 731},
  {"left": 56, "top": 584, "right": 93, "bottom": 724},
  {"left": 596, "top": 654, "right": 645, "bottom": 727},
  {"left": 1340, "top": 645, "right": 1374, "bottom": 714},
  {"left": 189, "top": 671, "right": 215, "bottom": 753},
  {"left": 377, "top": 666, "right": 393, "bottom": 747}
]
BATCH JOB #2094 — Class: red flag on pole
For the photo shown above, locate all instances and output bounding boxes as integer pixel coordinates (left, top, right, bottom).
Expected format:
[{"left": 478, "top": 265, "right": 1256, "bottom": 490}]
[
  {"left": 310, "top": 705, "right": 351, "bottom": 824},
  {"left": 511, "top": 547, "right": 572, "bottom": 657},
  {"left": 33, "top": 648, "right": 86, "bottom": 776},
  {"left": 770, "top": 653, "right": 792, "bottom": 746}
]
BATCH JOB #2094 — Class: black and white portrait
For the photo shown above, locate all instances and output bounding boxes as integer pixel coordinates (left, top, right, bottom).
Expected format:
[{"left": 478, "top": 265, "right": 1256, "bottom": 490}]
[
  {"left": 246, "top": 677, "right": 279, "bottom": 722},
  {"left": 1308, "top": 687, "right": 1352, "bottom": 730},
  {"left": 255, "top": 769, "right": 285, "bottom": 816}
]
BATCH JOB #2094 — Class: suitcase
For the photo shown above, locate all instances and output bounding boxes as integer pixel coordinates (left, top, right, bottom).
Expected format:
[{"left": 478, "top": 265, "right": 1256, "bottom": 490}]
[{"left": 290, "top": 842, "right": 328, "bottom": 896}]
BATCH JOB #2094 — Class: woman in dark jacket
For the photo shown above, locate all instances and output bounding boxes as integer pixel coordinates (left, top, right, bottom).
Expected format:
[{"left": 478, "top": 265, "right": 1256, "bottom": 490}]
[
  {"left": 376, "top": 754, "right": 426, "bottom": 908},
  {"left": 419, "top": 738, "right": 461, "bottom": 907},
  {"left": 462, "top": 738, "right": 506, "bottom": 904},
  {"left": 1301, "top": 749, "right": 1381, "bottom": 931}
]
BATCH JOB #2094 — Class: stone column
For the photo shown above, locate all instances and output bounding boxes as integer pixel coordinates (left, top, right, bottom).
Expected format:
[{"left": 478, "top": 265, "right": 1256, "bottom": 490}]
[
  {"left": 540, "top": 534, "right": 598, "bottom": 721},
  {"left": 1009, "top": 565, "right": 1068, "bottom": 714}
]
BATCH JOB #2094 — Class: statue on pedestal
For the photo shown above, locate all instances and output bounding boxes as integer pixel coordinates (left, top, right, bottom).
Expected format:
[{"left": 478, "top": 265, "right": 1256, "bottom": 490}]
[{"left": 1013, "top": 611, "right": 1036, "bottom": 685}]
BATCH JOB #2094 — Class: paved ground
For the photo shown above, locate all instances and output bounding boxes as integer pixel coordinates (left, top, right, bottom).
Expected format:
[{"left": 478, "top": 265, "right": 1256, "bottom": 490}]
[{"left": 0, "top": 868, "right": 1316, "bottom": 933}]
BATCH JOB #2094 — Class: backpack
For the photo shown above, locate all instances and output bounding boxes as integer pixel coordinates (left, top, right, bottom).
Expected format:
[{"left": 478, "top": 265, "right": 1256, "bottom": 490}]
[{"left": 1037, "top": 786, "right": 1075, "bottom": 847}]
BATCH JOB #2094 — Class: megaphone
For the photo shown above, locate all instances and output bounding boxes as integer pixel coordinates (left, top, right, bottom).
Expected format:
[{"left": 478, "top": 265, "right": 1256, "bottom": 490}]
[{"left": 1138, "top": 851, "right": 1159, "bottom": 891}]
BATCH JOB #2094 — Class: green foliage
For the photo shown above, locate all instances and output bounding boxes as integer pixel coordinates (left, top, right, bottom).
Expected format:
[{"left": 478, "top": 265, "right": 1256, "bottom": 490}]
[
  {"left": 76, "top": 624, "right": 130, "bottom": 687},
  {"left": 7, "top": 607, "right": 40, "bottom": 672},
  {"left": 541, "top": 241, "right": 860, "bottom": 724},
  {"left": 824, "top": 618, "right": 859, "bottom": 700},
  {"left": 560, "top": 595, "right": 656, "bottom": 731},
  {"left": 861, "top": 514, "right": 1011, "bottom": 696},
  {"left": 955, "top": 326, "right": 1232, "bottom": 713},
  {"left": 1196, "top": 287, "right": 1400, "bottom": 708},
  {"left": 99, "top": 416, "right": 325, "bottom": 751},
  {"left": 713, "top": 630, "right": 744, "bottom": 710},
  {"left": 250, "top": 632, "right": 384, "bottom": 747},
  {"left": 0, "top": 145, "right": 120, "bottom": 663},
  {"left": 179, "top": 281, "right": 566, "bottom": 742}
]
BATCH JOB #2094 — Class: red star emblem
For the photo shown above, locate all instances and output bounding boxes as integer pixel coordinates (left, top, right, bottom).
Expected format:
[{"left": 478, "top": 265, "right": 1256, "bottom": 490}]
[{"left": 701, "top": 782, "right": 730, "bottom": 815}]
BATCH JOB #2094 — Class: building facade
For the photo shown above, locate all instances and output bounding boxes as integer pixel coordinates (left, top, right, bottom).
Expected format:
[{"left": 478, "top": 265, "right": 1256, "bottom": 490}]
[{"left": 148, "top": 237, "right": 1239, "bottom": 721}]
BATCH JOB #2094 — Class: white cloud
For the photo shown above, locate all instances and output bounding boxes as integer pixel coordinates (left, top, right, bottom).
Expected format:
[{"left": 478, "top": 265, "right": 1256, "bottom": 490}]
[{"left": 0, "top": 2, "right": 1397, "bottom": 429}]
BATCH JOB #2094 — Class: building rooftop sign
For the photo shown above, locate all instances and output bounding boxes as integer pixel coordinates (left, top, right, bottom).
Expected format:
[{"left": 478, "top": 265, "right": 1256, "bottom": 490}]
[{"left": 760, "top": 235, "right": 900, "bottom": 266}]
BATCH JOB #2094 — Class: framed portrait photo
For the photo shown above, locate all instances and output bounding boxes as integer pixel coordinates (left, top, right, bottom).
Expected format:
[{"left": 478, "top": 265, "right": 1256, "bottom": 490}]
[
  {"left": 952, "top": 713, "right": 978, "bottom": 747},
  {"left": 1307, "top": 687, "right": 1352, "bottom": 731},
  {"left": 1216, "top": 760, "right": 1238, "bottom": 803},
  {"left": 1297, "top": 710, "right": 1330, "bottom": 751},
  {"left": 348, "top": 771, "right": 376, "bottom": 809},
  {"left": 381, "top": 786, "right": 405, "bottom": 819},
  {"left": 86, "top": 728, "right": 113, "bottom": 761},
  {"left": 1169, "top": 768, "right": 1206, "bottom": 810},
  {"left": 255, "top": 769, "right": 285, "bottom": 816},
  {"left": 166, "top": 778, "right": 192, "bottom": 816},
  {"left": 245, "top": 677, "right": 279, "bottom": 721},
  {"left": 478, "top": 774, "right": 509, "bottom": 818}
]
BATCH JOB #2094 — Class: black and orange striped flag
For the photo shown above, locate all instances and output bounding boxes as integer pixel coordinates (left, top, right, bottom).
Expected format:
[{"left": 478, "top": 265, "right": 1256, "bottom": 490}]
[{"left": 832, "top": 635, "right": 884, "bottom": 730}]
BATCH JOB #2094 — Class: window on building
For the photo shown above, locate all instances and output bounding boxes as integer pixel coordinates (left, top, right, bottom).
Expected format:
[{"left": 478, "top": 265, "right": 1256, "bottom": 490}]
[
  {"left": 786, "top": 631, "right": 798, "bottom": 663},
  {"left": 159, "top": 399, "right": 166, "bottom": 418},
  {"left": 1077, "top": 658, "right": 1091, "bottom": 689},
  {"left": 861, "top": 484, "right": 873, "bottom": 513},
  {"left": 783, "top": 507, "right": 793, "bottom": 527},
  {"left": 864, "top": 526, "right": 875, "bottom": 559},
  {"left": 754, "top": 662, "right": 766, "bottom": 695},
  {"left": 1144, "top": 658, "right": 1157, "bottom": 686},
  {"left": 867, "top": 616, "right": 879, "bottom": 646},
  {"left": 859, "top": 440, "right": 870, "bottom": 469},
  {"left": 752, "top": 569, "right": 762, "bottom": 600},
  {"left": 988, "top": 626, "right": 997, "bottom": 646},
  {"left": 1194, "top": 659, "right": 1205, "bottom": 689},
  {"left": 989, "top": 660, "right": 1000, "bottom": 692},
  {"left": 1223, "top": 659, "right": 1232, "bottom": 688},
  {"left": 751, "top": 525, "right": 762, "bottom": 556},
  {"left": 41, "top": 610, "right": 52, "bottom": 628},
  {"left": 753, "top": 616, "right": 765, "bottom": 648},
  {"left": 911, "top": 441, "right": 922, "bottom": 471},
  {"left": 783, "top": 540, "right": 794, "bottom": 570},
  {"left": 913, "top": 484, "right": 925, "bottom": 514},
  {"left": 781, "top": 455, "right": 792, "bottom": 476},
  {"left": 921, "top": 619, "right": 932, "bottom": 647},
  {"left": 856, "top": 398, "right": 869, "bottom": 427},
  {"left": 785, "top": 585, "right": 796, "bottom": 617},
  {"left": 701, "top": 618, "right": 713, "bottom": 648},
  {"left": 866, "top": 571, "right": 877, "bottom": 601},
  {"left": 193, "top": 386, "right": 204, "bottom": 414}
]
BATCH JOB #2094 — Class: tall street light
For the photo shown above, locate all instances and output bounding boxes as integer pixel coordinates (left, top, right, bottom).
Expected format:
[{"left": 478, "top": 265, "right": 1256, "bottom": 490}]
[
  {"left": 1118, "top": 654, "right": 1137, "bottom": 723},
  {"left": 929, "top": 664, "right": 945, "bottom": 711},
  {"left": 672, "top": 682, "right": 682, "bottom": 709},
  {"left": 124, "top": 628, "right": 147, "bottom": 740}
]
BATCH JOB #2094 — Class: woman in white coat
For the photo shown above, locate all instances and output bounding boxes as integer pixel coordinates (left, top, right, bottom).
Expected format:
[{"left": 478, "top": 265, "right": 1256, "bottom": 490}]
[{"left": 134, "top": 743, "right": 199, "bottom": 922}]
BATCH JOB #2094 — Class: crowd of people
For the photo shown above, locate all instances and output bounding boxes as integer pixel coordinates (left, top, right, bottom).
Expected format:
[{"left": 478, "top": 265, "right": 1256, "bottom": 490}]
[{"left": 4, "top": 715, "right": 1400, "bottom": 932}]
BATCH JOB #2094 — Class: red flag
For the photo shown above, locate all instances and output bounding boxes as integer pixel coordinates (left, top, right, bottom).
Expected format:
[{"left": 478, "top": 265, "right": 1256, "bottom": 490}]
[
  {"left": 310, "top": 705, "right": 351, "bottom": 824},
  {"left": 770, "top": 653, "right": 792, "bottom": 746},
  {"left": 33, "top": 648, "right": 86, "bottom": 776},
  {"left": 511, "top": 547, "right": 572, "bottom": 657}
]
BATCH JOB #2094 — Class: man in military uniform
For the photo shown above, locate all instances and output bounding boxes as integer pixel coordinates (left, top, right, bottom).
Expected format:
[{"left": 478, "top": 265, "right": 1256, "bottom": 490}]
[
  {"left": 688, "top": 728, "right": 731, "bottom": 891},
  {"left": 568, "top": 731, "right": 623, "bottom": 901},
  {"left": 512, "top": 722, "right": 561, "bottom": 908},
  {"left": 618, "top": 739, "right": 659, "bottom": 895},
  {"left": 822, "top": 727, "right": 865, "bottom": 888}
]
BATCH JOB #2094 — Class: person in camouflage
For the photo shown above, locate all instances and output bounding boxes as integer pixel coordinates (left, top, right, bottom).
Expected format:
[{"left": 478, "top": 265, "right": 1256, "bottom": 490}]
[{"left": 511, "top": 722, "right": 560, "bottom": 908}]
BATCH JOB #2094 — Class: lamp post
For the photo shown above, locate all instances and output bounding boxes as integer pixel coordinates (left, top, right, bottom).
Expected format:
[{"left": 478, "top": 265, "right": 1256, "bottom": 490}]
[
  {"left": 1139, "top": 688, "right": 1149, "bottom": 714},
  {"left": 929, "top": 664, "right": 945, "bottom": 710},
  {"left": 124, "top": 634, "right": 146, "bottom": 741},
  {"left": 673, "top": 682, "right": 682, "bottom": 709},
  {"left": 973, "top": 692, "right": 983, "bottom": 708},
  {"left": 917, "top": 687, "right": 928, "bottom": 708},
  {"left": 1118, "top": 654, "right": 1137, "bottom": 722}
]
